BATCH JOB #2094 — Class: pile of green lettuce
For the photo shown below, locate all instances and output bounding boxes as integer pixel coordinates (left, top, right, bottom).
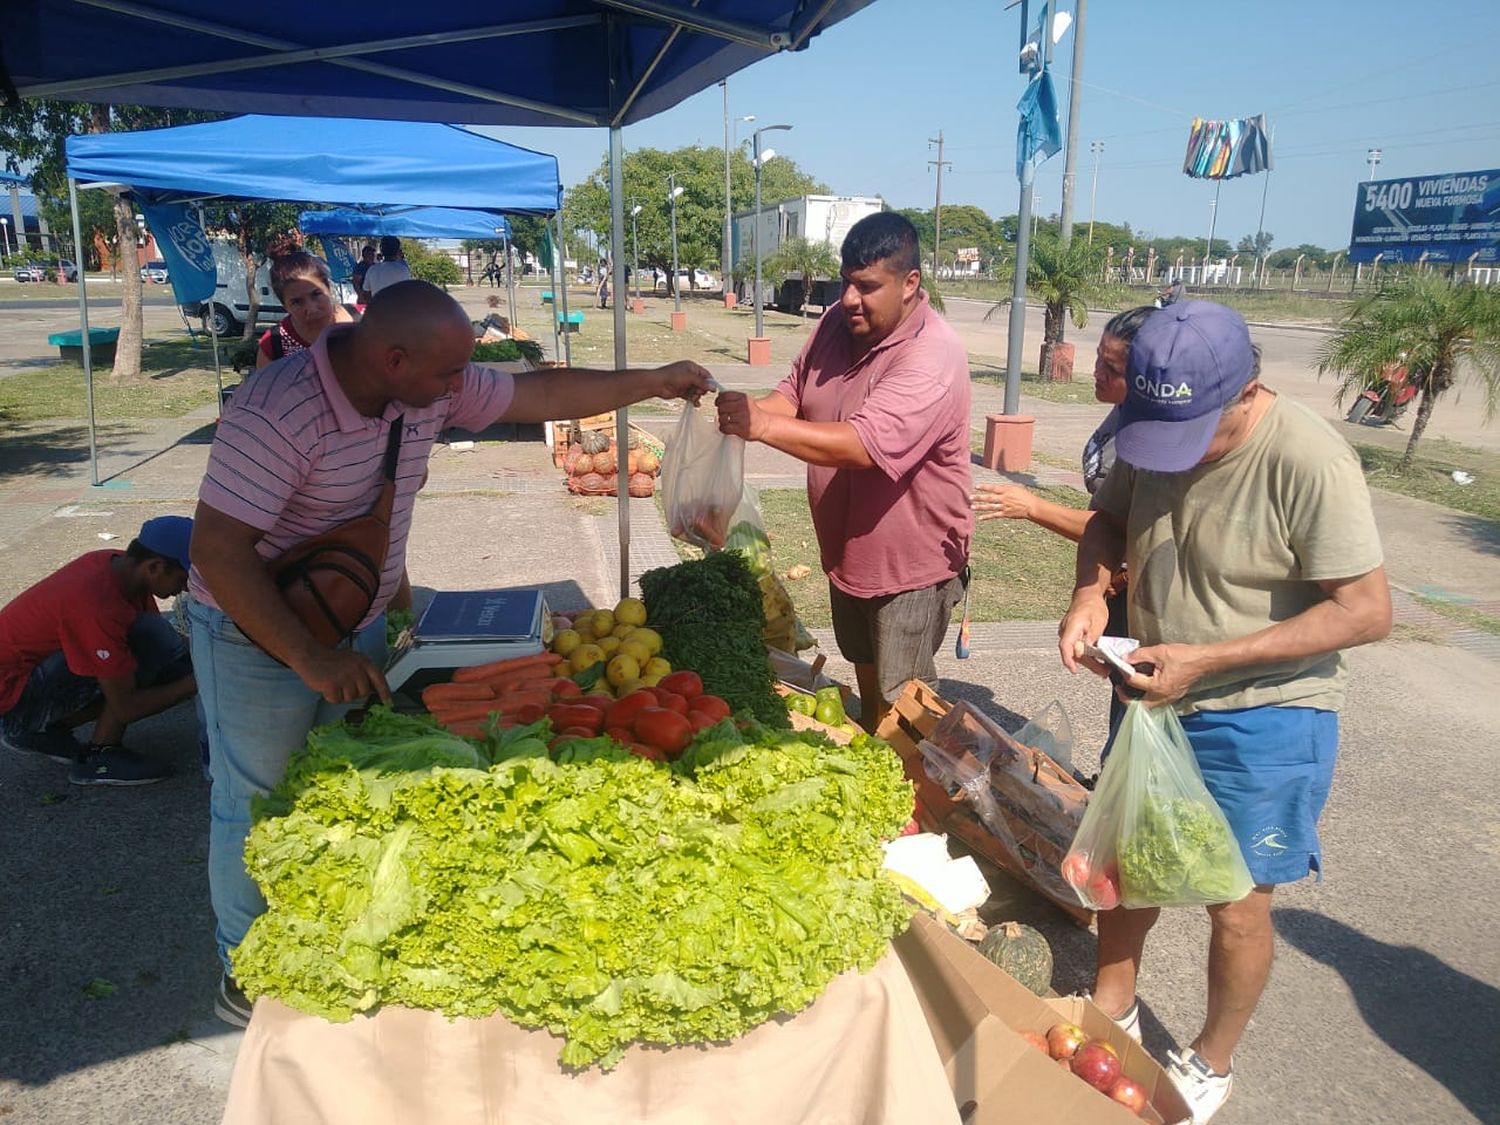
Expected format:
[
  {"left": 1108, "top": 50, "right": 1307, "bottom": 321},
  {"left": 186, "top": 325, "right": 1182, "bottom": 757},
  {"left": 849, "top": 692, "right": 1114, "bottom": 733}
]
[
  {"left": 1117, "top": 794, "right": 1251, "bottom": 905},
  {"left": 233, "top": 707, "right": 914, "bottom": 1068}
]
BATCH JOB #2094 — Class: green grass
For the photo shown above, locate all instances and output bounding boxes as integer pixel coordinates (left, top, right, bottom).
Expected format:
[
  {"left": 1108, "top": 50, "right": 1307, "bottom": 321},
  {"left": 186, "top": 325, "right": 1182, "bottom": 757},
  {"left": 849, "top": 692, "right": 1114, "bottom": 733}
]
[
  {"left": 1353, "top": 440, "right": 1500, "bottom": 523},
  {"left": 0, "top": 336, "right": 224, "bottom": 421},
  {"left": 756, "top": 486, "right": 1084, "bottom": 627},
  {"left": 970, "top": 354, "right": 1098, "bottom": 406},
  {"left": 1413, "top": 594, "right": 1500, "bottom": 636}
]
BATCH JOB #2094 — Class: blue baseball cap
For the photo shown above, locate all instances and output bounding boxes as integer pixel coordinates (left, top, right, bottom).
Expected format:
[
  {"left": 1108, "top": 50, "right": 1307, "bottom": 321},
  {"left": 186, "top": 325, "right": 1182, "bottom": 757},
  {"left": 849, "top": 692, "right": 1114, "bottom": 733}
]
[
  {"left": 1115, "top": 301, "right": 1256, "bottom": 472},
  {"left": 137, "top": 515, "right": 193, "bottom": 569}
]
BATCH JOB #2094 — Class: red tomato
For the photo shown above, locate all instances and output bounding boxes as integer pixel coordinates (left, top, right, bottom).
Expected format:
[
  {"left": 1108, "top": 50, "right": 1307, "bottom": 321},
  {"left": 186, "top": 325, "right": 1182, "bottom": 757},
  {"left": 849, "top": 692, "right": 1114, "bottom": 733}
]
[
  {"left": 688, "top": 695, "right": 730, "bottom": 722},
  {"left": 632, "top": 708, "right": 694, "bottom": 755},
  {"left": 628, "top": 743, "right": 668, "bottom": 762},
  {"left": 657, "top": 671, "right": 703, "bottom": 700},
  {"left": 1060, "top": 853, "right": 1091, "bottom": 890},
  {"left": 686, "top": 709, "right": 718, "bottom": 732},
  {"left": 655, "top": 691, "right": 689, "bottom": 715},
  {"left": 557, "top": 726, "right": 596, "bottom": 739},
  {"left": 547, "top": 704, "right": 605, "bottom": 734},
  {"left": 514, "top": 702, "right": 547, "bottom": 725},
  {"left": 606, "top": 725, "right": 635, "bottom": 744},
  {"left": 605, "top": 690, "right": 659, "bottom": 730},
  {"left": 547, "top": 679, "right": 582, "bottom": 699}
]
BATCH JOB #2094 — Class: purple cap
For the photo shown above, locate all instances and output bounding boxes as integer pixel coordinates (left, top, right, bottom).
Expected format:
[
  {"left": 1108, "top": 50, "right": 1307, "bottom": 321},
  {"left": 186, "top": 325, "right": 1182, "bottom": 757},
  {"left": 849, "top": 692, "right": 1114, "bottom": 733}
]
[
  {"left": 137, "top": 515, "right": 193, "bottom": 570},
  {"left": 1114, "top": 301, "right": 1256, "bottom": 472}
]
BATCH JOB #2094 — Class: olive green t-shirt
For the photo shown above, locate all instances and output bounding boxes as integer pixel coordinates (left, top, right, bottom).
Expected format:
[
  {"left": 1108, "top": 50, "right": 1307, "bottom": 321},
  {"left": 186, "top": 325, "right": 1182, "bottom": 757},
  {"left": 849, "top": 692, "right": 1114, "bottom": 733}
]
[{"left": 1093, "top": 395, "right": 1383, "bottom": 714}]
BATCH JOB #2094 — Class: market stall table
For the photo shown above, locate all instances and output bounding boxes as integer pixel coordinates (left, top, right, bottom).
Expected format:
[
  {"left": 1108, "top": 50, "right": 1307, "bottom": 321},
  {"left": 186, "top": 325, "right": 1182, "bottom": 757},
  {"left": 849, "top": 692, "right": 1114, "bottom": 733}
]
[{"left": 223, "top": 948, "right": 958, "bottom": 1125}]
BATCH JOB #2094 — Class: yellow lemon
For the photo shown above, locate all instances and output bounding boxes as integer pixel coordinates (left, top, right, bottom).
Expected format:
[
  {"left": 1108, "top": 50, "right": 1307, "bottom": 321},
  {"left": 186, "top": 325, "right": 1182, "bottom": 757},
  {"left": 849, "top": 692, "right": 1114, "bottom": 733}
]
[
  {"left": 552, "top": 629, "right": 582, "bottom": 657},
  {"left": 569, "top": 643, "right": 606, "bottom": 673},
  {"left": 614, "top": 597, "right": 648, "bottom": 627},
  {"left": 632, "top": 628, "right": 663, "bottom": 657},
  {"left": 640, "top": 672, "right": 663, "bottom": 688},
  {"left": 572, "top": 616, "right": 595, "bottom": 639},
  {"left": 606, "top": 654, "right": 640, "bottom": 688},
  {"left": 615, "top": 678, "right": 647, "bottom": 696},
  {"left": 611, "top": 623, "right": 637, "bottom": 640},
  {"left": 644, "top": 656, "right": 672, "bottom": 680},
  {"left": 590, "top": 609, "right": 616, "bottom": 636},
  {"left": 597, "top": 635, "right": 622, "bottom": 656},
  {"left": 619, "top": 639, "right": 652, "bottom": 666}
]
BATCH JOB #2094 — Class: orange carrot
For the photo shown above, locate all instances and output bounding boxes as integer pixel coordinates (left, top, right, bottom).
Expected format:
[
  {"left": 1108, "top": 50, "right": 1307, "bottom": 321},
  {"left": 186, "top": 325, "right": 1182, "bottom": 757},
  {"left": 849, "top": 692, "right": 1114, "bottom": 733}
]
[
  {"left": 473, "top": 663, "right": 554, "bottom": 692},
  {"left": 452, "top": 651, "right": 562, "bottom": 683},
  {"left": 427, "top": 701, "right": 505, "bottom": 724},
  {"left": 421, "top": 682, "right": 497, "bottom": 709},
  {"left": 493, "top": 690, "right": 553, "bottom": 715}
]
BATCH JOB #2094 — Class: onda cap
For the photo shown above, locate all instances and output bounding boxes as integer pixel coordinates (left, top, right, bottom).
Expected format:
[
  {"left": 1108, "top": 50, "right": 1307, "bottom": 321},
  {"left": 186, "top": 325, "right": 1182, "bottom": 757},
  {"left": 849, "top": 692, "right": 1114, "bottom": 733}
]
[
  {"left": 137, "top": 515, "right": 193, "bottom": 570},
  {"left": 1115, "top": 301, "right": 1256, "bottom": 472}
]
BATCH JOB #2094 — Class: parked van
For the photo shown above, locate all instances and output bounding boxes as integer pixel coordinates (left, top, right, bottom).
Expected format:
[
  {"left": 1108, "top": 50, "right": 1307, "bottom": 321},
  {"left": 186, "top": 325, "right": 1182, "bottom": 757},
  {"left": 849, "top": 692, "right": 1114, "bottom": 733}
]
[{"left": 182, "top": 241, "right": 353, "bottom": 337}]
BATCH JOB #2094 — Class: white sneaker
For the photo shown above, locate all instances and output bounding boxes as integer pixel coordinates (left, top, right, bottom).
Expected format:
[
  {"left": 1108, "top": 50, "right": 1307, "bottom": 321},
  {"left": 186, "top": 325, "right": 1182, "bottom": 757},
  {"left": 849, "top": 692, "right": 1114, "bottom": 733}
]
[
  {"left": 1082, "top": 992, "right": 1142, "bottom": 1043},
  {"left": 1166, "top": 1047, "right": 1233, "bottom": 1124}
]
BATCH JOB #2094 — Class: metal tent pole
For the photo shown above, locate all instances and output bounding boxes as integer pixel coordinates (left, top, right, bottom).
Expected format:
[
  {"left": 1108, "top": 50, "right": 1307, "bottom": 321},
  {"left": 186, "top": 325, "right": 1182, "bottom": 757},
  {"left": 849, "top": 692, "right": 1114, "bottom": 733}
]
[
  {"left": 609, "top": 126, "right": 632, "bottom": 598},
  {"left": 68, "top": 177, "right": 100, "bottom": 486},
  {"left": 555, "top": 209, "right": 572, "bottom": 365},
  {"left": 197, "top": 204, "right": 225, "bottom": 410},
  {"left": 503, "top": 233, "right": 517, "bottom": 327},
  {"left": 1003, "top": 159, "right": 1035, "bottom": 416}
]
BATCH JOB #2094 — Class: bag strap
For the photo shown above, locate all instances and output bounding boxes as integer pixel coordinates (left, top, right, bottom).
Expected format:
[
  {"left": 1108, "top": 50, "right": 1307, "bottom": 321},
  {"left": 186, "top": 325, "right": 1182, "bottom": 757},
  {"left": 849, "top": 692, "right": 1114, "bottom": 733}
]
[{"left": 369, "top": 416, "right": 404, "bottom": 526}]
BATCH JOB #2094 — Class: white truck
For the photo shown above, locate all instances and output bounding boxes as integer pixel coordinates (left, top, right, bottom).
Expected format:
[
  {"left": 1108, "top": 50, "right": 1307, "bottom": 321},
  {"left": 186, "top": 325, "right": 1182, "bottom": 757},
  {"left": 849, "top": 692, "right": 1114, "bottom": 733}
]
[{"left": 730, "top": 194, "right": 884, "bottom": 310}]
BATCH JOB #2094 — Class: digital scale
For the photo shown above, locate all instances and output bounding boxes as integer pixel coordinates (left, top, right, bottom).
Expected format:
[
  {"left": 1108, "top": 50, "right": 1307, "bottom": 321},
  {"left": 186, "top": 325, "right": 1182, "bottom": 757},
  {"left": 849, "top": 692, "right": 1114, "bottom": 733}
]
[{"left": 385, "top": 587, "right": 551, "bottom": 699}]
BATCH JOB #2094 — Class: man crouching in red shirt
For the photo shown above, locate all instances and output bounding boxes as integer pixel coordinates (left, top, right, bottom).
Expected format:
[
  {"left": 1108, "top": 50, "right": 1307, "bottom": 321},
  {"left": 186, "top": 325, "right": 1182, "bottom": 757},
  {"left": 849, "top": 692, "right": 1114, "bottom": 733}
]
[
  {"left": 0, "top": 516, "right": 198, "bottom": 785},
  {"left": 717, "top": 212, "right": 973, "bottom": 729}
]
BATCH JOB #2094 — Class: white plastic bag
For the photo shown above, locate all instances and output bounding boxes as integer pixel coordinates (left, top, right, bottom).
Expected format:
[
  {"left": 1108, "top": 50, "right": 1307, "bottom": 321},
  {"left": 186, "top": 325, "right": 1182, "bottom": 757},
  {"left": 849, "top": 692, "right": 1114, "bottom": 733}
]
[{"left": 660, "top": 403, "right": 744, "bottom": 550}]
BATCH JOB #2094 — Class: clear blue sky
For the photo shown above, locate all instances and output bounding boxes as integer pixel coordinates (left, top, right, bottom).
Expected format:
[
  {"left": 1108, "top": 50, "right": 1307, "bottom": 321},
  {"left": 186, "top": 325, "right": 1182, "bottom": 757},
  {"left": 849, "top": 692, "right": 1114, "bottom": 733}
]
[{"left": 475, "top": 0, "right": 1500, "bottom": 253}]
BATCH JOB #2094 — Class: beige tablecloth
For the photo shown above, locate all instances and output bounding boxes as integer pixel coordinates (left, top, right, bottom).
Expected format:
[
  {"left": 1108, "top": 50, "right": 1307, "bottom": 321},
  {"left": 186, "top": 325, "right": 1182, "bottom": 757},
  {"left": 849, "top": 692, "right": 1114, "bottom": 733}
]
[{"left": 222, "top": 949, "right": 959, "bottom": 1125}]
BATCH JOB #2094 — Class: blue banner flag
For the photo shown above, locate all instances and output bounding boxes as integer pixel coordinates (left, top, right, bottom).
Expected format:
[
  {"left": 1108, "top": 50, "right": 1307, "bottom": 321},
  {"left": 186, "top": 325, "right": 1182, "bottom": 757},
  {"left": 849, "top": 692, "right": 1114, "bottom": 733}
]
[
  {"left": 1016, "top": 70, "right": 1062, "bottom": 182},
  {"left": 137, "top": 201, "right": 216, "bottom": 304},
  {"left": 320, "top": 236, "right": 356, "bottom": 282}
]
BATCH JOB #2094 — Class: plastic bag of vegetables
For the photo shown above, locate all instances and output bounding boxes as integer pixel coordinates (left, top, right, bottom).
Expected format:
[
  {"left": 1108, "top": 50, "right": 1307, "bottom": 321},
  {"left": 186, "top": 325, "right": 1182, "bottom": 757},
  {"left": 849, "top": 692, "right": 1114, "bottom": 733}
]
[
  {"left": 723, "top": 484, "right": 816, "bottom": 653},
  {"left": 1062, "top": 702, "right": 1253, "bottom": 910},
  {"left": 661, "top": 400, "right": 744, "bottom": 550}
]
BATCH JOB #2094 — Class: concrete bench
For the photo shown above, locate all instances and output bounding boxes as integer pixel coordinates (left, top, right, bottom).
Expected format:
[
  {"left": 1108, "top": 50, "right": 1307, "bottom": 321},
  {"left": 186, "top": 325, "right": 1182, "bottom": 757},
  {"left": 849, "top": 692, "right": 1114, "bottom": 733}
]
[
  {"left": 557, "top": 311, "right": 584, "bottom": 332},
  {"left": 47, "top": 327, "right": 120, "bottom": 366}
]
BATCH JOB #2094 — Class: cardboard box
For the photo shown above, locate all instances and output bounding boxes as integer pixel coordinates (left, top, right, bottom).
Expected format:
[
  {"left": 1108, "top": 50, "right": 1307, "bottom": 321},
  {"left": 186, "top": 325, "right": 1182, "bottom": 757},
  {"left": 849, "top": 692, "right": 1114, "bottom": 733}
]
[
  {"left": 896, "top": 914, "right": 1189, "bottom": 1125},
  {"left": 878, "top": 682, "right": 1094, "bottom": 928}
]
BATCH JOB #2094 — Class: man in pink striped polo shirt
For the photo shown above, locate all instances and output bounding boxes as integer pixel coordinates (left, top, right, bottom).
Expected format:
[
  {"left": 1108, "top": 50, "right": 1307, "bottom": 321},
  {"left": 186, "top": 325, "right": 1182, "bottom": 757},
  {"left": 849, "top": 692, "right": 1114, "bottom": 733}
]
[
  {"left": 189, "top": 281, "right": 711, "bottom": 1025},
  {"left": 716, "top": 212, "right": 972, "bottom": 731}
]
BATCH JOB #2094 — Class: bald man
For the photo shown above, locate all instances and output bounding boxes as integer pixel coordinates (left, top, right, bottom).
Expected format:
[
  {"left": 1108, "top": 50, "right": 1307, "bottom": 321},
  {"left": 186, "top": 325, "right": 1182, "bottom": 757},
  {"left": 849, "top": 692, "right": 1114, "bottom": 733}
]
[{"left": 188, "top": 280, "right": 711, "bottom": 1025}]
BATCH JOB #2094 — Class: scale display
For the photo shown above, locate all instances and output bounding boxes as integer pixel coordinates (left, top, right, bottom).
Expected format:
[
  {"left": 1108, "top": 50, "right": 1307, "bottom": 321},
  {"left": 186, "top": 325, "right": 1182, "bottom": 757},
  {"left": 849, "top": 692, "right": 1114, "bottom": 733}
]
[{"left": 386, "top": 588, "right": 548, "bottom": 696}]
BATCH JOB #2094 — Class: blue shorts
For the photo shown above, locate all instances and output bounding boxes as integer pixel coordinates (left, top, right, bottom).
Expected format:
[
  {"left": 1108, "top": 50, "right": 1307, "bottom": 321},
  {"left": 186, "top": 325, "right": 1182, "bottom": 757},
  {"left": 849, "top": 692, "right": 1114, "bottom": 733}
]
[{"left": 1179, "top": 706, "right": 1339, "bottom": 887}]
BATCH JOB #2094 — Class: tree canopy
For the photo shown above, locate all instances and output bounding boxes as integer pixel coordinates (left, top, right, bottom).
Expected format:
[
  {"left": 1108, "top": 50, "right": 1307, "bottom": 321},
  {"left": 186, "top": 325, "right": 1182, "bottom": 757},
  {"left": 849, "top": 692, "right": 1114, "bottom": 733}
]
[{"left": 564, "top": 144, "right": 827, "bottom": 283}]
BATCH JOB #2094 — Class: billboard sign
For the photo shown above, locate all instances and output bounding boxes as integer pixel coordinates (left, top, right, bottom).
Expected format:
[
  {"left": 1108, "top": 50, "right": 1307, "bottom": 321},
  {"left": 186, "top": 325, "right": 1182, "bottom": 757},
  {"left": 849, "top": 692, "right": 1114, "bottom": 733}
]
[{"left": 1348, "top": 168, "right": 1500, "bottom": 263}]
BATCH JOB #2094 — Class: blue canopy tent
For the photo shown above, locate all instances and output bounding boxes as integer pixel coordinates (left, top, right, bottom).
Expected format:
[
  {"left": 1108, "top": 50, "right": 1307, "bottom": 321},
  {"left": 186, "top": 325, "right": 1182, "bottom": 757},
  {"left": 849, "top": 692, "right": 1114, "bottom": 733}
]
[
  {"left": 301, "top": 206, "right": 520, "bottom": 322},
  {"left": 3, "top": 0, "right": 878, "bottom": 594},
  {"left": 61, "top": 116, "right": 562, "bottom": 484}
]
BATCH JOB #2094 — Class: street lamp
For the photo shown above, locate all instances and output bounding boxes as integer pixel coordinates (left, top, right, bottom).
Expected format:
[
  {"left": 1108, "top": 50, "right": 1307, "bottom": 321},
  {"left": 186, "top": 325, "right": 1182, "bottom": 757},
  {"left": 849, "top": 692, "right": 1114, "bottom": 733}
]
[
  {"left": 1087, "top": 140, "right": 1104, "bottom": 245},
  {"left": 724, "top": 107, "right": 755, "bottom": 290},
  {"left": 667, "top": 175, "right": 685, "bottom": 313},
  {"left": 752, "top": 123, "right": 792, "bottom": 339},
  {"left": 0, "top": 216, "right": 10, "bottom": 259},
  {"left": 1366, "top": 147, "right": 1382, "bottom": 183},
  {"left": 630, "top": 203, "right": 642, "bottom": 300}
]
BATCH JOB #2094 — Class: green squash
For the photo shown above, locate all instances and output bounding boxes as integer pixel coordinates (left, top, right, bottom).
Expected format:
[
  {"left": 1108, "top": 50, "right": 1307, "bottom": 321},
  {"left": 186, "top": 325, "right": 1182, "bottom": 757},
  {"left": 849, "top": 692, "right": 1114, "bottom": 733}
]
[{"left": 978, "top": 921, "right": 1053, "bottom": 996}]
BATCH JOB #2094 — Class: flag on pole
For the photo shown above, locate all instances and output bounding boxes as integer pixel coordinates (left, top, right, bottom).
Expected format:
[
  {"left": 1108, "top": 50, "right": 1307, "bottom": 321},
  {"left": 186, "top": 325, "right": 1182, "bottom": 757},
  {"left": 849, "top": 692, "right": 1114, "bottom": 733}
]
[
  {"left": 1016, "top": 69, "right": 1062, "bottom": 181},
  {"left": 539, "top": 226, "right": 555, "bottom": 272},
  {"left": 1182, "top": 114, "right": 1273, "bottom": 179}
]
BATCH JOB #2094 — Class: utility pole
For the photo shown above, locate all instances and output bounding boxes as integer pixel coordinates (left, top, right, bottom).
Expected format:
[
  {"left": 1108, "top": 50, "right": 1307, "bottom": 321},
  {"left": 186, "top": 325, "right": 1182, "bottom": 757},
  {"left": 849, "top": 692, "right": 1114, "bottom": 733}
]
[
  {"left": 1087, "top": 139, "right": 1103, "bottom": 245},
  {"left": 1057, "top": 0, "right": 1087, "bottom": 246},
  {"left": 721, "top": 81, "right": 732, "bottom": 289},
  {"left": 927, "top": 130, "right": 950, "bottom": 278},
  {"left": 1366, "top": 147, "right": 1382, "bottom": 182}
]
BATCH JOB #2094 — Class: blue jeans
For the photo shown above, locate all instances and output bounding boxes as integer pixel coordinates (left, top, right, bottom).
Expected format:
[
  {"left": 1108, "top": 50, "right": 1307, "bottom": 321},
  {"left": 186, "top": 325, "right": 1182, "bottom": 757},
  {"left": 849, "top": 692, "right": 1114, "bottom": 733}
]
[
  {"left": 188, "top": 599, "right": 386, "bottom": 974},
  {"left": 0, "top": 613, "right": 193, "bottom": 741}
]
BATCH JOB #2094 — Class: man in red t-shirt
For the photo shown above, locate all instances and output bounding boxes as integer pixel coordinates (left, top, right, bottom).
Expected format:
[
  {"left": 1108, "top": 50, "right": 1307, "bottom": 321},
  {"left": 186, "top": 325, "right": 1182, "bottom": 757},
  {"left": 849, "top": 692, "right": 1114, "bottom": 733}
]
[
  {"left": 0, "top": 516, "right": 199, "bottom": 785},
  {"left": 716, "top": 213, "right": 973, "bottom": 729}
]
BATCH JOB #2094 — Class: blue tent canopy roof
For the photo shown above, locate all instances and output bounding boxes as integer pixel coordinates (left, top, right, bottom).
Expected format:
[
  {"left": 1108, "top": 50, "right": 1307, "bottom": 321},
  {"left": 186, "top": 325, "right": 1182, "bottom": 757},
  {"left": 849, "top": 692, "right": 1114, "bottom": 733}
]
[
  {"left": 301, "top": 207, "right": 512, "bottom": 241},
  {"left": 2, "top": 3, "right": 876, "bottom": 128},
  {"left": 65, "top": 116, "right": 560, "bottom": 211}
]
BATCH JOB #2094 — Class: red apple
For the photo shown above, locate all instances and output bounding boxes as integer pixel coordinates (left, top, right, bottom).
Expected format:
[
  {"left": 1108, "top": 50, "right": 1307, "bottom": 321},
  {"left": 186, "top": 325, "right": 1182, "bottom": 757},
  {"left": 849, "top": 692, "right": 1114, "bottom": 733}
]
[
  {"left": 1071, "top": 1041, "right": 1124, "bottom": 1092},
  {"left": 1107, "top": 1075, "right": 1150, "bottom": 1116},
  {"left": 1046, "top": 1022, "right": 1088, "bottom": 1060},
  {"left": 1021, "top": 1030, "right": 1049, "bottom": 1053}
]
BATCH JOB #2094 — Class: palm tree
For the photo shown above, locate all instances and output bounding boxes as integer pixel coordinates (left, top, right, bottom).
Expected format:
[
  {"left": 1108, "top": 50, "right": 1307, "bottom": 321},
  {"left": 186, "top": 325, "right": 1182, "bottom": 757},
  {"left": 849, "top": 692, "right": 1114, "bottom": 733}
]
[
  {"left": 763, "top": 236, "right": 839, "bottom": 319},
  {"left": 988, "top": 236, "right": 1110, "bottom": 377},
  {"left": 1317, "top": 277, "right": 1500, "bottom": 469}
]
